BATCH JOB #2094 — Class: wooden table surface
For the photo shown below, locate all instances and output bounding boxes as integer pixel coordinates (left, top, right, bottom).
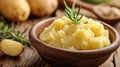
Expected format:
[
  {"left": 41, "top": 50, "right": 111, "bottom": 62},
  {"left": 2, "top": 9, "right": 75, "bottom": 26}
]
[
  {"left": 0, "top": 0, "right": 120, "bottom": 67},
  {"left": 0, "top": 16, "right": 120, "bottom": 67}
]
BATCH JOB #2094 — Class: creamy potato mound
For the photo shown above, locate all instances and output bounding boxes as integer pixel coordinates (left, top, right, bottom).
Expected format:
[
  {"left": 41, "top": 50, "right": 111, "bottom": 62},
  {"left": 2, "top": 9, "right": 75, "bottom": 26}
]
[{"left": 39, "top": 16, "right": 110, "bottom": 50}]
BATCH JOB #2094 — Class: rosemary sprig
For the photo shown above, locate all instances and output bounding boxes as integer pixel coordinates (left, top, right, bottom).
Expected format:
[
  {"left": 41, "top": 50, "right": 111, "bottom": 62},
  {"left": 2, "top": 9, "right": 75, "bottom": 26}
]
[
  {"left": 0, "top": 17, "right": 30, "bottom": 47},
  {"left": 64, "top": 0, "right": 83, "bottom": 24}
]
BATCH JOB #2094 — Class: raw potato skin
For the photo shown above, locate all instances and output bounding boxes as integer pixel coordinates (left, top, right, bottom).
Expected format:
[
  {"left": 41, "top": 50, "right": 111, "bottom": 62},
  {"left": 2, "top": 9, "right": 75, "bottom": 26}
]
[
  {"left": 0, "top": 39, "right": 24, "bottom": 56},
  {"left": 0, "top": 0, "right": 30, "bottom": 22},
  {"left": 27, "top": 0, "right": 58, "bottom": 16}
]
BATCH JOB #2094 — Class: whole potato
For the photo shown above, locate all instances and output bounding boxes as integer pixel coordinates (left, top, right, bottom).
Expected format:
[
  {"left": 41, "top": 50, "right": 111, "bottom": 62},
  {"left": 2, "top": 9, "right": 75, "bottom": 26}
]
[
  {"left": 0, "top": 39, "right": 24, "bottom": 56},
  {"left": 27, "top": 0, "right": 58, "bottom": 16},
  {"left": 0, "top": 0, "right": 30, "bottom": 22}
]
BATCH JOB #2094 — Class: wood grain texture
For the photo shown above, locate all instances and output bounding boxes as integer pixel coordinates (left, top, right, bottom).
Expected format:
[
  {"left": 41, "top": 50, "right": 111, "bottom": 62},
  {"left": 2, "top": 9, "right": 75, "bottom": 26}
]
[
  {"left": 0, "top": 19, "right": 120, "bottom": 67},
  {"left": 114, "top": 22, "right": 120, "bottom": 67},
  {"left": 0, "top": 0, "right": 120, "bottom": 66},
  {"left": 2, "top": 46, "right": 39, "bottom": 67},
  {"left": 0, "top": 17, "right": 50, "bottom": 67}
]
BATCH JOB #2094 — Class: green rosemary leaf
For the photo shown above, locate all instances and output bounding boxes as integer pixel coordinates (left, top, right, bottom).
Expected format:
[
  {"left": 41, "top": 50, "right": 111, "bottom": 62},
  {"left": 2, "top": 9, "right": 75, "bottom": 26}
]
[
  {"left": 72, "top": 0, "right": 75, "bottom": 10},
  {"left": 0, "top": 17, "right": 30, "bottom": 47},
  {"left": 78, "top": 14, "right": 83, "bottom": 21},
  {"left": 64, "top": 0, "right": 83, "bottom": 24},
  {"left": 10, "top": 21, "right": 15, "bottom": 29},
  {"left": 77, "top": 7, "right": 80, "bottom": 16},
  {"left": 21, "top": 28, "right": 27, "bottom": 36}
]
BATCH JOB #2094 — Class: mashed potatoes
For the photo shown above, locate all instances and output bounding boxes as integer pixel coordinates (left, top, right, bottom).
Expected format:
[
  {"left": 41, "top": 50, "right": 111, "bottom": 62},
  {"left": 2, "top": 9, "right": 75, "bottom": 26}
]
[{"left": 39, "top": 16, "right": 110, "bottom": 50}]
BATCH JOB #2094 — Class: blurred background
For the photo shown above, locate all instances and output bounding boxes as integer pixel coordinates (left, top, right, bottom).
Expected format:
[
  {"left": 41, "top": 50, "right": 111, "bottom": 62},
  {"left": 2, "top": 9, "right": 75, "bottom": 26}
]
[{"left": 0, "top": 0, "right": 120, "bottom": 23}]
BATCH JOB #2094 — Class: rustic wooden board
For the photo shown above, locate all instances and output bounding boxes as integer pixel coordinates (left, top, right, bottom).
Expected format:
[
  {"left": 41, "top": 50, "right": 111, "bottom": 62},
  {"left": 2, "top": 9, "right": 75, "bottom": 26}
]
[
  {"left": 0, "top": 0, "right": 120, "bottom": 66},
  {"left": 114, "top": 22, "right": 120, "bottom": 67},
  {"left": 0, "top": 17, "right": 50, "bottom": 67},
  {"left": 0, "top": 18, "right": 120, "bottom": 67}
]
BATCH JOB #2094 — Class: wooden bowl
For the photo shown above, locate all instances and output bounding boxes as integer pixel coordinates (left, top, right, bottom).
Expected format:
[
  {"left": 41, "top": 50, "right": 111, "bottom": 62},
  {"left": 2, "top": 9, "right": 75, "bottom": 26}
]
[{"left": 29, "top": 17, "right": 120, "bottom": 67}]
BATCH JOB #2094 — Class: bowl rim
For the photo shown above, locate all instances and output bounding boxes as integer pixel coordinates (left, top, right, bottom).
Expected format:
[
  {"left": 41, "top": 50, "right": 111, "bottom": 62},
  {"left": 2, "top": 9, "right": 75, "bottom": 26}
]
[{"left": 29, "top": 17, "right": 120, "bottom": 53}]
